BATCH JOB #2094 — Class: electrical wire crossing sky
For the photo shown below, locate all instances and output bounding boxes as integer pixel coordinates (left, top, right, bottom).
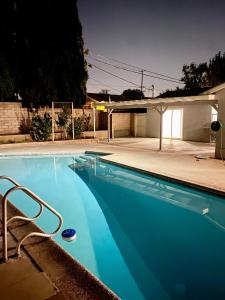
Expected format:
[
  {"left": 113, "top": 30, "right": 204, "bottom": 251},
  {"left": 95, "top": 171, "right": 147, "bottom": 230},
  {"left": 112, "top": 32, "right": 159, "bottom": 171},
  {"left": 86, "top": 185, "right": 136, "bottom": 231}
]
[{"left": 78, "top": 0, "right": 225, "bottom": 96}]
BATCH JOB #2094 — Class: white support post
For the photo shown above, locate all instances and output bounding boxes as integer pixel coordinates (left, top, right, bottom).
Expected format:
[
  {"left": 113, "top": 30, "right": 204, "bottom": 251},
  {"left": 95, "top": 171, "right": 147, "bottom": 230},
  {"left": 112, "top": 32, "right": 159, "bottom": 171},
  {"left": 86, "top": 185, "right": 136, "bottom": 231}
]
[
  {"left": 159, "top": 106, "right": 163, "bottom": 151},
  {"left": 93, "top": 107, "right": 96, "bottom": 138},
  {"left": 107, "top": 109, "right": 110, "bottom": 142},
  {"left": 52, "top": 101, "right": 55, "bottom": 142},
  {"left": 155, "top": 106, "right": 168, "bottom": 151},
  {"left": 72, "top": 102, "right": 74, "bottom": 140},
  {"left": 107, "top": 109, "right": 113, "bottom": 142}
]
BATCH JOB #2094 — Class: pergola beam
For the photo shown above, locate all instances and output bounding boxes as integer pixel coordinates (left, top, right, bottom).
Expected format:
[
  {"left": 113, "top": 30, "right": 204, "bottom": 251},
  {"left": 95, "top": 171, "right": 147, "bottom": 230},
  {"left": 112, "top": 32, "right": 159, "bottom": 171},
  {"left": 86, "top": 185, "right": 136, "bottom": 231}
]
[{"left": 95, "top": 95, "right": 217, "bottom": 110}]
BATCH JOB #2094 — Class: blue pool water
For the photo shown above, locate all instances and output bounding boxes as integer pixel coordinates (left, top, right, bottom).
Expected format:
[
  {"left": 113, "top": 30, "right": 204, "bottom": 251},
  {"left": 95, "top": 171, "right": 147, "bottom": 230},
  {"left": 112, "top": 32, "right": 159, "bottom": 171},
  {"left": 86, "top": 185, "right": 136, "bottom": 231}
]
[{"left": 0, "top": 154, "right": 225, "bottom": 300}]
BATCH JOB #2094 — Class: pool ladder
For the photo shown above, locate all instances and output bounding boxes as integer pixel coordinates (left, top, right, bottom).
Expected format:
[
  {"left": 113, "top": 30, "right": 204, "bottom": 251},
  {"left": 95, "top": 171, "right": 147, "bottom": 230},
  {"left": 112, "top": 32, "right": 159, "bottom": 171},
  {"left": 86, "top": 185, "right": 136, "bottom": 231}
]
[{"left": 0, "top": 175, "right": 63, "bottom": 262}]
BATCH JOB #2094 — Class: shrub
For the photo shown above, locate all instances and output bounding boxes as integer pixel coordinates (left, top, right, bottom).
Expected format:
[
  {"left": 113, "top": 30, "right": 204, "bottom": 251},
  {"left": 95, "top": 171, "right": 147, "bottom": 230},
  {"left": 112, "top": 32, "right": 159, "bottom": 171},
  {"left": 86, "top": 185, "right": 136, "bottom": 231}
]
[
  {"left": 56, "top": 106, "right": 71, "bottom": 139},
  {"left": 56, "top": 106, "right": 71, "bottom": 129},
  {"left": 30, "top": 113, "right": 52, "bottom": 141},
  {"left": 67, "top": 116, "right": 85, "bottom": 139},
  {"left": 19, "top": 116, "right": 32, "bottom": 134},
  {"left": 83, "top": 112, "right": 92, "bottom": 131}
]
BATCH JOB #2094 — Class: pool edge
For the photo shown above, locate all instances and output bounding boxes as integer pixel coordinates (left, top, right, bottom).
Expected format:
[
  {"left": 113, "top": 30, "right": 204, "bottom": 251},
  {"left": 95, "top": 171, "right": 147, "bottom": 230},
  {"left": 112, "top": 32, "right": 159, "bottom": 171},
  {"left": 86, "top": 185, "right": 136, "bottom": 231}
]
[
  {"left": 0, "top": 199, "right": 120, "bottom": 300},
  {"left": 98, "top": 156, "right": 225, "bottom": 198}
]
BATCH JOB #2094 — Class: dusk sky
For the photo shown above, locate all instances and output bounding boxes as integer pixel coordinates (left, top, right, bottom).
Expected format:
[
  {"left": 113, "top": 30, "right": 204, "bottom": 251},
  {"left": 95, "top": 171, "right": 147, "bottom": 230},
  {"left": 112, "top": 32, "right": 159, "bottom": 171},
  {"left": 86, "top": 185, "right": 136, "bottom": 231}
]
[{"left": 78, "top": 0, "right": 225, "bottom": 96}]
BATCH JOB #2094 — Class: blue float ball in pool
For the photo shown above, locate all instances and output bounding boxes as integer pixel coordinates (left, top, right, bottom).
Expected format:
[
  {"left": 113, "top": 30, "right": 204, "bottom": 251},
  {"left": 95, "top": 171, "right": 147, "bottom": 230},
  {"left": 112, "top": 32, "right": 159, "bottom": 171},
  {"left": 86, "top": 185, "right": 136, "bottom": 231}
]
[{"left": 62, "top": 228, "right": 77, "bottom": 242}]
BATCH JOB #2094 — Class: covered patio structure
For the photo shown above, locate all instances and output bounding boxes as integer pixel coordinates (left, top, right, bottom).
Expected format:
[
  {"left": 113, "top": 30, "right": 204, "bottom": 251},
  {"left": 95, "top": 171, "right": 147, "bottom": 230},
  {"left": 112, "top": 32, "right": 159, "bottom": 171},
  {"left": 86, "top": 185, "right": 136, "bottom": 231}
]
[{"left": 93, "top": 83, "right": 225, "bottom": 159}]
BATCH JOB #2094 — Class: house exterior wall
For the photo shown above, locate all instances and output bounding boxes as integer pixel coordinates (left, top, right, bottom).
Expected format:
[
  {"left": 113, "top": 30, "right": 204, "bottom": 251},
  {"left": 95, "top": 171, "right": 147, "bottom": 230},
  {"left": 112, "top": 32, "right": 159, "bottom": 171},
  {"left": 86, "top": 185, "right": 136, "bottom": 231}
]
[
  {"left": 134, "top": 114, "right": 146, "bottom": 137},
  {"left": 145, "top": 104, "right": 212, "bottom": 142},
  {"left": 145, "top": 109, "right": 160, "bottom": 138},
  {"left": 182, "top": 104, "right": 211, "bottom": 142},
  {"left": 215, "top": 89, "right": 225, "bottom": 159},
  {"left": 112, "top": 113, "right": 131, "bottom": 137}
]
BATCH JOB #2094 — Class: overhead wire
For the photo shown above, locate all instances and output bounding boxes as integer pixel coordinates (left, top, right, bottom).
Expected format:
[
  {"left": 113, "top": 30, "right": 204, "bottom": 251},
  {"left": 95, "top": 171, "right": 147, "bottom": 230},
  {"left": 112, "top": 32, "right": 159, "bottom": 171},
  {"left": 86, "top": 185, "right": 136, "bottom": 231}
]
[
  {"left": 89, "top": 51, "right": 183, "bottom": 83},
  {"left": 89, "top": 63, "right": 141, "bottom": 87},
  {"left": 88, "top": 55, "right": 183, "bottom": 84},
  {"left": 88, "top": 77, "right": 121, "bottom": 93}
]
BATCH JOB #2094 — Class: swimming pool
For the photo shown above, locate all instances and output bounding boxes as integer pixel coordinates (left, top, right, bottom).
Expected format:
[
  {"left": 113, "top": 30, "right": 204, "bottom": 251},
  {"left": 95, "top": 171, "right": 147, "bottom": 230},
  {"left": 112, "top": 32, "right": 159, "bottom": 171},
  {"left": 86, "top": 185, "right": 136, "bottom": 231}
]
[{"left": 0, "top": 153, "right": 225, "bottom": 300}]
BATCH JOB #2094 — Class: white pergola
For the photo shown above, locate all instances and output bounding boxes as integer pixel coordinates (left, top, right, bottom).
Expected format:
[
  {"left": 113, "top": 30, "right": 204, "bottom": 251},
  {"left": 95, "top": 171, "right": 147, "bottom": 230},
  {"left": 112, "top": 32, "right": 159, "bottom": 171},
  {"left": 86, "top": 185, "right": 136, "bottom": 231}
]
[{"left": 93, "top": 93, "right": 218, "bottom": 150}]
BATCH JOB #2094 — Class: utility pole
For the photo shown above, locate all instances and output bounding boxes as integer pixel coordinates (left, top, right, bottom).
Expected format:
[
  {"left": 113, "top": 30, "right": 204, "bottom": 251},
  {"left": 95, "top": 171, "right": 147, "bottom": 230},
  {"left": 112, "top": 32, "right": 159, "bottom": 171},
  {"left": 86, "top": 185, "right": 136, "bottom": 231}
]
[
  {"left": 140, "top": 70, "right": 144, "bottom": 99},
  {"left": 151, "top": 84, "right": 154, "bottom": 98},
  {"left": 101, "top": 89, "right": 110, "bottom": 95}
]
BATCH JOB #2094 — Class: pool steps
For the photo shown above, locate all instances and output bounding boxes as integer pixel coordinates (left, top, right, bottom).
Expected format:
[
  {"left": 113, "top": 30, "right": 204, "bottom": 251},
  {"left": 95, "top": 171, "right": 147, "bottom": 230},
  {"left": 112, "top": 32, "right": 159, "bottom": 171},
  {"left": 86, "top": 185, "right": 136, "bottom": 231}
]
[
  {"left": 0, "top": 175, "right": 63, "bottom": 262},
  {"left": 73, "top": 154, "right": 96, "bottom": 163}
]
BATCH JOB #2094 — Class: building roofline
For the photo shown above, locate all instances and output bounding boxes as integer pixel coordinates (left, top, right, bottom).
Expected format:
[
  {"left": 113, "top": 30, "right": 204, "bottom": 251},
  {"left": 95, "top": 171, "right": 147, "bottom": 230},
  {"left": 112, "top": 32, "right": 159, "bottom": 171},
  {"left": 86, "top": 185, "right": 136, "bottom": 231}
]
[{"left": 201, "top": 82, "right": 225, "bottom": 95}]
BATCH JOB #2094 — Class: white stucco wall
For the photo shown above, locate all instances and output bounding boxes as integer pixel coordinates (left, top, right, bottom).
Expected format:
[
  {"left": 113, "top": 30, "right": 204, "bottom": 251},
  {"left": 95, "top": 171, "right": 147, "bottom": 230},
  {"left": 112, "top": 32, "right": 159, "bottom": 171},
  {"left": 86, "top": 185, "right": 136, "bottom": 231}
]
[
  {"left": 215, "top": 89, "right": 225, "bottom": 159},
  {"left": 134, "top": 114, "right": 146, "bottom": 137},
  {"left": 145, "top": 109, "right": 160, "bottom": 138},
  {"left": 182, "top": 104, "right": 211, "bottom": 142},
  {"left": 145, "top": 104, "right": 212, "bottom": 142}
]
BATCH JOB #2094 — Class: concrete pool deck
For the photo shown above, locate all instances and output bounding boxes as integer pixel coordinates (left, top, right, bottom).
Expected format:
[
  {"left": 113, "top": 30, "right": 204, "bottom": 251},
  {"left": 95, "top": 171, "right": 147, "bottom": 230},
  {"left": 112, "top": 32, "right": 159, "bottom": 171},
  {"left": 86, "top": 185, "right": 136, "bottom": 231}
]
[
  {"left": 0, "top": 201, "right": 119, "bottom": 300},
  {"left": 0, "top": 138, "right": 224, "bottom": 194},
  {"left": 0, "top": 137, "right": 225, "bottom": 299}
]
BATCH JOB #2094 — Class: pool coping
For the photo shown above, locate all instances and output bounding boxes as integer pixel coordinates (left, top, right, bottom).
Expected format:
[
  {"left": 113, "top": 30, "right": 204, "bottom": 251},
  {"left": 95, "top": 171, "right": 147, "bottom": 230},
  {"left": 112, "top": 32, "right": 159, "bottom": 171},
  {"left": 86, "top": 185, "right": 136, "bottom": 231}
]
[
  {"left": 0, "top": 200, "right": 119, "bottom": 300},
  {"left": 88, "top": 152, "right": 225, "bottom": 198}
]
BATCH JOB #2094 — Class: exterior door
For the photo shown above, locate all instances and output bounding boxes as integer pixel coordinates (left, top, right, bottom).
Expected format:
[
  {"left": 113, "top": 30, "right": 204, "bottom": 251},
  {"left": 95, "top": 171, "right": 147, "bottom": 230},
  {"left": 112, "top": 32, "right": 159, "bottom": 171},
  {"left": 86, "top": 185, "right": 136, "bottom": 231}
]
[{"left": 162, "top": 109, "right": 183, "bottom": 139}]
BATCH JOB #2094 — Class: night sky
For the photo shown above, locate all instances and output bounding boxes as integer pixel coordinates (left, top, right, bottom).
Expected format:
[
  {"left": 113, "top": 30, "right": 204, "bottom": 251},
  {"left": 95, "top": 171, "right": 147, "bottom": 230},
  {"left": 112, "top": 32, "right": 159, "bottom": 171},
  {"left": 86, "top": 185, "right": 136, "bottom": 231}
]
[{"left": 78, "top": 0, "right": 225, "bottom": 96}]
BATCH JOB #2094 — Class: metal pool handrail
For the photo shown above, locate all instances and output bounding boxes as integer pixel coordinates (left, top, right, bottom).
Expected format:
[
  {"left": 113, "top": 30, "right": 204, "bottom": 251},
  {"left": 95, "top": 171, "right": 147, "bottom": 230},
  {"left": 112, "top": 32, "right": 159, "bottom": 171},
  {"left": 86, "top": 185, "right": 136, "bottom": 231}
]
[
  {"left": 0, "top": 175, "right": 21, "bottom": 187},
  {"left": 0, "top": 175, "right": 44, "bottom": 223},
  {"left": 1, "top": 176, "right": 63, "bottom": 261}
]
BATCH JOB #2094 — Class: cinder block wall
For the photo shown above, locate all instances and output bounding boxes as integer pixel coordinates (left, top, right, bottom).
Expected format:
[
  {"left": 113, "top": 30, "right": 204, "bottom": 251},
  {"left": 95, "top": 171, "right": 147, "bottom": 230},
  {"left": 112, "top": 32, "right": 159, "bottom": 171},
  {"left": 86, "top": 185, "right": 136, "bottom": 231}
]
[
  {"left": 0, "top": 102, "right": 29, "bottom": 134},
  {"left": 0, "top": 102, "right": 100, "bottom": 135}
]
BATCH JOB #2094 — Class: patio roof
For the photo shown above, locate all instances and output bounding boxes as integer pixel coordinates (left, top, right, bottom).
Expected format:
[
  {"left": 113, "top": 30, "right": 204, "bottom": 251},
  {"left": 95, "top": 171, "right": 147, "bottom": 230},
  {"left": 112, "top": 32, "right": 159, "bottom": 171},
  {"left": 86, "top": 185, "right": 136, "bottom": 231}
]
[
  {"left": 94, "top": 94, "right": 217, "bottom": 109},
  {"left": 92, "top": 84, "right": 224, "bottom": 150}
]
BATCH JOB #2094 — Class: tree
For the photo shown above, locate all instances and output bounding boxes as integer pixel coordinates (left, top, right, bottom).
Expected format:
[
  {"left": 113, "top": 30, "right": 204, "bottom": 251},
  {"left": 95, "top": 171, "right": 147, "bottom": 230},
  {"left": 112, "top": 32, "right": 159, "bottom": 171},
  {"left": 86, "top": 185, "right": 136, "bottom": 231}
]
[
  {"left": 181, "top": 52, "right": 225, "bottom": 90},
  {"left": 207, "top": 52, "right": 225, "bottom": 87},
  {"left": 0, "top": 1, "right": 16, "bottom": 100},
  {"left": 0, "top": 0, "right": 87, "bottom": 106},
  {"left": 122, "top": 89, "right": 144, "bottom": 100},
  {"left": 0, "top": 55, "right": 15, "bottom": 100},
  {"left": 181, "top": 62, "right": 208, "bottom": 89}
]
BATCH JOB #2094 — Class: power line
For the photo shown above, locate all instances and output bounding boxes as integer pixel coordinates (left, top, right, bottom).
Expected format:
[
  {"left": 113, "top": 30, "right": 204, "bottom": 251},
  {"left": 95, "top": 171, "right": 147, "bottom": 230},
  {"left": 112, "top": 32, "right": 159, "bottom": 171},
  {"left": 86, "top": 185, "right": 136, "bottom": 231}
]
[
  {"left": 89, "top": 51, "right": 183, "bottom": 82},
  {"left": 89, "top": 63, "right": 141, "bottom": 87},
  {"left": 88, "top": 77, "right": 121, "bottom": 93},
  {"left": 88, "top": 55, "right": 183, "bottom": 84}
]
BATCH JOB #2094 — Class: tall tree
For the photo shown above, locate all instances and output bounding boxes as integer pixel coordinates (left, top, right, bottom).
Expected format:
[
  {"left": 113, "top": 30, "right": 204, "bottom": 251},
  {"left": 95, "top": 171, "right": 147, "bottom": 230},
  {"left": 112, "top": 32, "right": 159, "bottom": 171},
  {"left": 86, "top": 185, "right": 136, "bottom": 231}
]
[
  {"left": 0, "top": 0, "right": 87, "bottom": 106},
  {"left": 207, "top": 51, "right": 225, "bottom": 87},
  {"left": 0, "top": 1, "right": 16, "bottom": 100}
]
